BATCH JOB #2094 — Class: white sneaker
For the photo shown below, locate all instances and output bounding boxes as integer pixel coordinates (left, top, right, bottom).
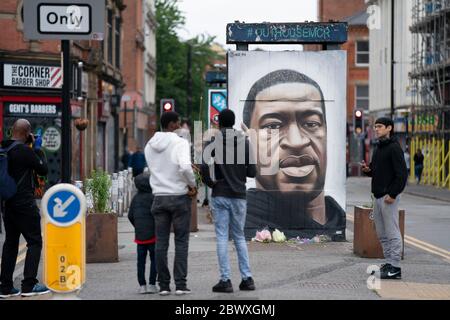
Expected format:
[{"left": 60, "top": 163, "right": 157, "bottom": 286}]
[
  {"left": 147, "top": 285, "right": 158, "bottom": 294},
  {"left": 175, "top": 288, "right": 191, "bottom": 295},
  {"left": 139, "top": 285, "right": 147, "bottom": 294},
  {"left": 159, "top": 289, "right": 171, "bottom": 296}
]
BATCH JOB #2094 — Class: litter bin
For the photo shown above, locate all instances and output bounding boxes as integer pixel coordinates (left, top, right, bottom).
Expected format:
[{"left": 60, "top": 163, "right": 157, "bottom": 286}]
[{"left": 353, "top": 206, "right": 405, "bottom": 259}]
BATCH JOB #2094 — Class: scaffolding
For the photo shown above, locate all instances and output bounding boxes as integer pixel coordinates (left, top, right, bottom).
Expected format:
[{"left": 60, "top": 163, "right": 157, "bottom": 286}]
[{"left": 410, "top": 0, "right": 450, "bottom": 189}]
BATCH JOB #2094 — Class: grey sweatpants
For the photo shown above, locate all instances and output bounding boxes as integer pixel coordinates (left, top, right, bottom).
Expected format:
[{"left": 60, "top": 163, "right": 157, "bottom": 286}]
[{"left": 373, "top": 196, "right": 402, "bottom": 268}]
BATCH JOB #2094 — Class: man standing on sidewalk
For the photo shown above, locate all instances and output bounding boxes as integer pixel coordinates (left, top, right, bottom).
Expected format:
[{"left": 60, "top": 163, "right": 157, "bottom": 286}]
[
  {"left": 361, "top": 117, "right": 407, "bottom": 280},
  {"left": 0, "top": 119, "right": 51, "bottom": 298},
  {"left": 201, "top": 109, "right": 257, "bottom": 293},
  {"left": 145, "top": 112, "right": 197, "bottom": 296}
]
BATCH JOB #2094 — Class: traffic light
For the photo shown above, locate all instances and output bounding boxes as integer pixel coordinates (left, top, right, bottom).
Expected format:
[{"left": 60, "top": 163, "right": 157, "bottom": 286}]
[
  {"left": 160, "top": 99, "right": 175, "bottom": 114},
  {"left": 353, "top": 109, "right": 364, "bottom": 135}
]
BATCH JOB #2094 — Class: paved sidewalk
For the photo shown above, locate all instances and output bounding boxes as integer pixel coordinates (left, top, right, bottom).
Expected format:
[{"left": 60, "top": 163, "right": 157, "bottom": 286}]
[
  {"left": 72, "top": 206, "right": 450, "bottom": 300},
  {"left": 404, "top": 182, "right": 450, "bottom": 203}
]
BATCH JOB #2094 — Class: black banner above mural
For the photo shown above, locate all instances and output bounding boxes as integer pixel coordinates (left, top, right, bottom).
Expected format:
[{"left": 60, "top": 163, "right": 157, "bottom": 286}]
[{"left": 226, "top": 22, "right": 348, "bottom": 44}]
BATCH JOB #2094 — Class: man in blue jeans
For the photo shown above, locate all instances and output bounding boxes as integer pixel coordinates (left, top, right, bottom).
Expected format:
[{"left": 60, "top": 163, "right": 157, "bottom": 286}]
[{"left": 201, "top": 109, "right": 257, "bottom": 293}]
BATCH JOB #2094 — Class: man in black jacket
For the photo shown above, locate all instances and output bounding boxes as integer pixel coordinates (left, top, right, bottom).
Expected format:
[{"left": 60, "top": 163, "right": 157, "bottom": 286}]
[
  {"left": 0, "top": 119, "right": 50, "bottom": 298},
  {"left": 361, "top": 117, "right": 407, "bottom": 280},
  {"left": 201, "top": 109, "right": 257, "bottom": 293}
]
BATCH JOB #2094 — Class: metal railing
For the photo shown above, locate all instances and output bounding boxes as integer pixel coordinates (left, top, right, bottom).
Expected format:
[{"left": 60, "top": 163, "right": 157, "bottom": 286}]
[{"left": 410, "top": 136, "right": 450, "bottom": 189}]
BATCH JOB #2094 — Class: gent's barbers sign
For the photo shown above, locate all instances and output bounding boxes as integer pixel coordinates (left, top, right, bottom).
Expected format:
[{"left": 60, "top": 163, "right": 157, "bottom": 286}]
[
  {"left": 3, "top": 64, "right": 62, "bottom": 89},
  {"left": 4, "top": 102, "right": 59, "bottom": 117}
]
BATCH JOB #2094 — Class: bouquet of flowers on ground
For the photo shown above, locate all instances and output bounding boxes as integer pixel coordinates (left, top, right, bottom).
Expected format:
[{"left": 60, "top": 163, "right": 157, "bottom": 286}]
[{"left": 252, "top": 228, "right": 272, "bottom": 243}]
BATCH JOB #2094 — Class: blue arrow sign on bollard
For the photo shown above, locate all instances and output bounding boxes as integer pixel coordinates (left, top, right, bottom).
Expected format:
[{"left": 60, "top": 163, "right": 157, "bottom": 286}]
[{"left": 47, "top": 190, "right": 82, "bottom": 227}]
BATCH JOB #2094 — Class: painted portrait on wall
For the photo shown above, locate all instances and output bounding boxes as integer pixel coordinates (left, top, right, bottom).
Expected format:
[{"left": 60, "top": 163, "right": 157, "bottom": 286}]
[{"left": 228, "top": 50, "right": 347, "bottom": 240}]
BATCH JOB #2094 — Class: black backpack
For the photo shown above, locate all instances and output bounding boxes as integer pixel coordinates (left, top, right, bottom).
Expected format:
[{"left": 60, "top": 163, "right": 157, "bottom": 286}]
[{"left": 0, "top": 141, "right": 27, "bottom": 200}]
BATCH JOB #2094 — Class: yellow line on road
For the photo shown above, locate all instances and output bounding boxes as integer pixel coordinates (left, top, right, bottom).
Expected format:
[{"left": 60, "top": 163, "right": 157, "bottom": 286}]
[
  {"left": 16, "top": 251, "right": 27, "bottom": 264},
  {"left": 404, "top": 239, "right": 450, "bottom": 262},
  {"left": 346, "top": 213, "right": 450, "bottom": 262},
  {"left": 405, "top": 235, "right": 450, "bottom": 256},
  {"left": 0, "top": 243, "right": 28, "bottom": 265}
]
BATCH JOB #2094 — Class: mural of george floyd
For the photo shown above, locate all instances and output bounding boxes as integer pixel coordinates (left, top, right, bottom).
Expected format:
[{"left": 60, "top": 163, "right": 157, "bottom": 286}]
[{"left": 228, "top": 50, "right": 347, "bottom": 241}]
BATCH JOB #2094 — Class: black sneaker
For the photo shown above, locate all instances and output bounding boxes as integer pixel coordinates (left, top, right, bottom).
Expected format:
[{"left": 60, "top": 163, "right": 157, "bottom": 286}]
[
  {"left": 371, "top": 263, "right": 391, "bottom": 275},
  {"left": 239, "top": 277, "right": 255, "bottom": 291},
  {"left": 212, "top": 280, "right": 233, "bottom": 293},
  {"left": 0, "top": 287, "right": 21, "bottom": 299},
  {"left": 21, "top": 284, "right": 51, "bottom": 297},
  {"left": 381, "top": 265, "right": 402, "bottom": 280},
  {"left": 175, "top": 287, "right": 191, "bottom": 295}
]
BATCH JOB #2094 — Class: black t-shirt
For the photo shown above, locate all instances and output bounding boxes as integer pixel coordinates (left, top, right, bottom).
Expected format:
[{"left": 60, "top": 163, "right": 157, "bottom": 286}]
[
  {"left": 414, "top": 153, "right": 424, "bottom": 166},
  {"left": 1, "top": 140, "right": 48, "bottom": 206},
  {"left": 244, "top": 189, "right": 346, "bottom": 240}
]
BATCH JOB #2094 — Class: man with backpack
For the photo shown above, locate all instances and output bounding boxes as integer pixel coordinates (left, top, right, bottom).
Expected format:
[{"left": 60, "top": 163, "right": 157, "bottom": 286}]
[{"left": 0, "top": 119, "right": 50, "bottom": 298}]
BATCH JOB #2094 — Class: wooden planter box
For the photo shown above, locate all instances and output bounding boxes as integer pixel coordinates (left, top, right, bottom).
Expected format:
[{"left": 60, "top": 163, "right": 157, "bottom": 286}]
[
  {"left": 353, "top": 206, "right": 405, "bottom": 259},
  {"left": 86, "top": 213, "right": 119, "bottom": 263}
]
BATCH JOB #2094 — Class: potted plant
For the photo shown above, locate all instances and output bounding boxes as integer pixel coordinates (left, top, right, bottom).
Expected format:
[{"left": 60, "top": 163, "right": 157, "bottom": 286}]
[{"left": 85, "top": 170, "right": 119, "bottom": 263}]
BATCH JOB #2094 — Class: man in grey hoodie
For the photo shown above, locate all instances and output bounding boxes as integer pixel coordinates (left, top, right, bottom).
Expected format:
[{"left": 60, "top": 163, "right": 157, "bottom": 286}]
[
  {"left": 144, "top": 111, "right": 197, "bottom": 296},
  {"left": 201, "top": 109, "right": 257, "bottom": 293}
]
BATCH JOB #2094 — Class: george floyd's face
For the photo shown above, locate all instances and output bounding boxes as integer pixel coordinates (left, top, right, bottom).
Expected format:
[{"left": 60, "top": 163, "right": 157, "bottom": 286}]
[{"left": 249, "top": 82, "right": 327, "bottom": 194}]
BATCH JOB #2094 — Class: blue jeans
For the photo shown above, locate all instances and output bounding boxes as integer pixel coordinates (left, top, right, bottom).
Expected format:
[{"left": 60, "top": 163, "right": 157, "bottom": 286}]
[
  {"left": 415, "top": 165, "right": 424, "bottom": 182},
  {"left": 211, "top": 197, "right": 252, "bottom": 281},
  {"left": 137, "top": 243, "right": 157, "bottom": 286}
]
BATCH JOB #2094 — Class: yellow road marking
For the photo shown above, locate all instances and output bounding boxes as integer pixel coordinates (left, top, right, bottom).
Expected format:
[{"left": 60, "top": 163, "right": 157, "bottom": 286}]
[
  {"left": 346, "top": 213, "right": 450, "bottom": 262},
  {"left": 404, "top": 235, "right": 450, "bottom": 256},
  {"left": 404, "top": 239, "right": 450, "bottom": 262},
  {"left": 16, "top": 251, "right": 27, "bottom": 264},
  {"left": 0, "top": 243, "right": 28, "bottom": 265}
]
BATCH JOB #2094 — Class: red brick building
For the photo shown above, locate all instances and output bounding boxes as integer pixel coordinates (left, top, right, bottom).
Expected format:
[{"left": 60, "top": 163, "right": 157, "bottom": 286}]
[
  {"left": 306, "top": 0, "right": 369, "bottom": 175},
  {"left": 0, "top": 0, "right": 125, "bottom": 183},
  {"left": 120, "top": 0, "right": 157, "bottom": 154}
]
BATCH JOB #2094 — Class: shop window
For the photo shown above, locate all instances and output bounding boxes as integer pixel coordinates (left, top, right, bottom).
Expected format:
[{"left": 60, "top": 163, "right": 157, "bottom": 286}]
[
  {"left": 107, "top": 9, "right": 113, "bottom": 64},
  {"left": 115, "top": 16, "right": 121, "bottom": 68}
]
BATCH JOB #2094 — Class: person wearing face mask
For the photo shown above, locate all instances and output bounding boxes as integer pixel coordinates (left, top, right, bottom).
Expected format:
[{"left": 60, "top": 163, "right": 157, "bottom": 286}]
[{"left": 242, "top": 69, "right": 346, "bottom": 240}]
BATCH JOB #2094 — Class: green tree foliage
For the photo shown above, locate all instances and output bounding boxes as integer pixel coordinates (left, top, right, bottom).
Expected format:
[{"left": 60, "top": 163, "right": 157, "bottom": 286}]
[{"left": 156, "top": 0, "right": 220, "bottom": 123}]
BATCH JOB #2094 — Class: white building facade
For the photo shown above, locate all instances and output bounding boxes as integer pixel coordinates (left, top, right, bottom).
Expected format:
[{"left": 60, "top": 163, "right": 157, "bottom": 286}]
[{"left": 368, "top": 0, "right": 413, "bottom": 146}]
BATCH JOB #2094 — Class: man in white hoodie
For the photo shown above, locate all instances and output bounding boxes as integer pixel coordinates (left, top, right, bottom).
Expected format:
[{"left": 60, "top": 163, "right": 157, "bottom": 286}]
[{"left": 144, "top": 111, "right": 197, "bottom": 296}]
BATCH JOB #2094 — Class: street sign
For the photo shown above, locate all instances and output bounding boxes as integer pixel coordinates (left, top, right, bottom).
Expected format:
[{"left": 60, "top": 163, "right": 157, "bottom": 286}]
[
  {"left": 208, "top": 89, "right": 227, "bottom": 127},
  {"left": 226, "top": 22, "right": 348, "bottom": 44},
  {"left": 23, "top": 0, "right": 105, "bottom": 40},
  {"left": 41, "top": 184, "right": 86, "bottom": 293}
]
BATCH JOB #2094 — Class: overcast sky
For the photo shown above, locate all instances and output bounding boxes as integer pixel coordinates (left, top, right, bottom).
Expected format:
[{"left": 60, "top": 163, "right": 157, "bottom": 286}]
[{"left": 177, "top": 0, "right": 318, "bottom": 51}]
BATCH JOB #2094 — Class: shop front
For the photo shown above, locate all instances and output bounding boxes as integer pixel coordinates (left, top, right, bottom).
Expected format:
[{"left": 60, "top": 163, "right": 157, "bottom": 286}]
[{"left": 0, "top": 95, "right": 62, "bottom": 187}]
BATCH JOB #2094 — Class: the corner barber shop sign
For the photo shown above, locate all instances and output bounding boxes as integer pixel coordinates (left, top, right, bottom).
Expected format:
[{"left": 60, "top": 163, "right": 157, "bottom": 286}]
[{"left": 2, "top": 63, "right": 63, "bottom": 89}]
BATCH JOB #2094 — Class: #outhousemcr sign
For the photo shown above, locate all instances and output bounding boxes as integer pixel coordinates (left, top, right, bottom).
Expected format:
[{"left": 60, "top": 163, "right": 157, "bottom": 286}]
[
  {"left": 226, "top": 22, "right": 348, "bottom": 44},
  {"left": 23, "top": 0, "right": 105, "bottom": 40}
]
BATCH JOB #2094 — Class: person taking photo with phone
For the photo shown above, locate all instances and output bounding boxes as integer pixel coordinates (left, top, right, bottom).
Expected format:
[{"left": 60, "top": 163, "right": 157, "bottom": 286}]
[{"left": 0, "top": 119, "right": 50, "bottom": 298}]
